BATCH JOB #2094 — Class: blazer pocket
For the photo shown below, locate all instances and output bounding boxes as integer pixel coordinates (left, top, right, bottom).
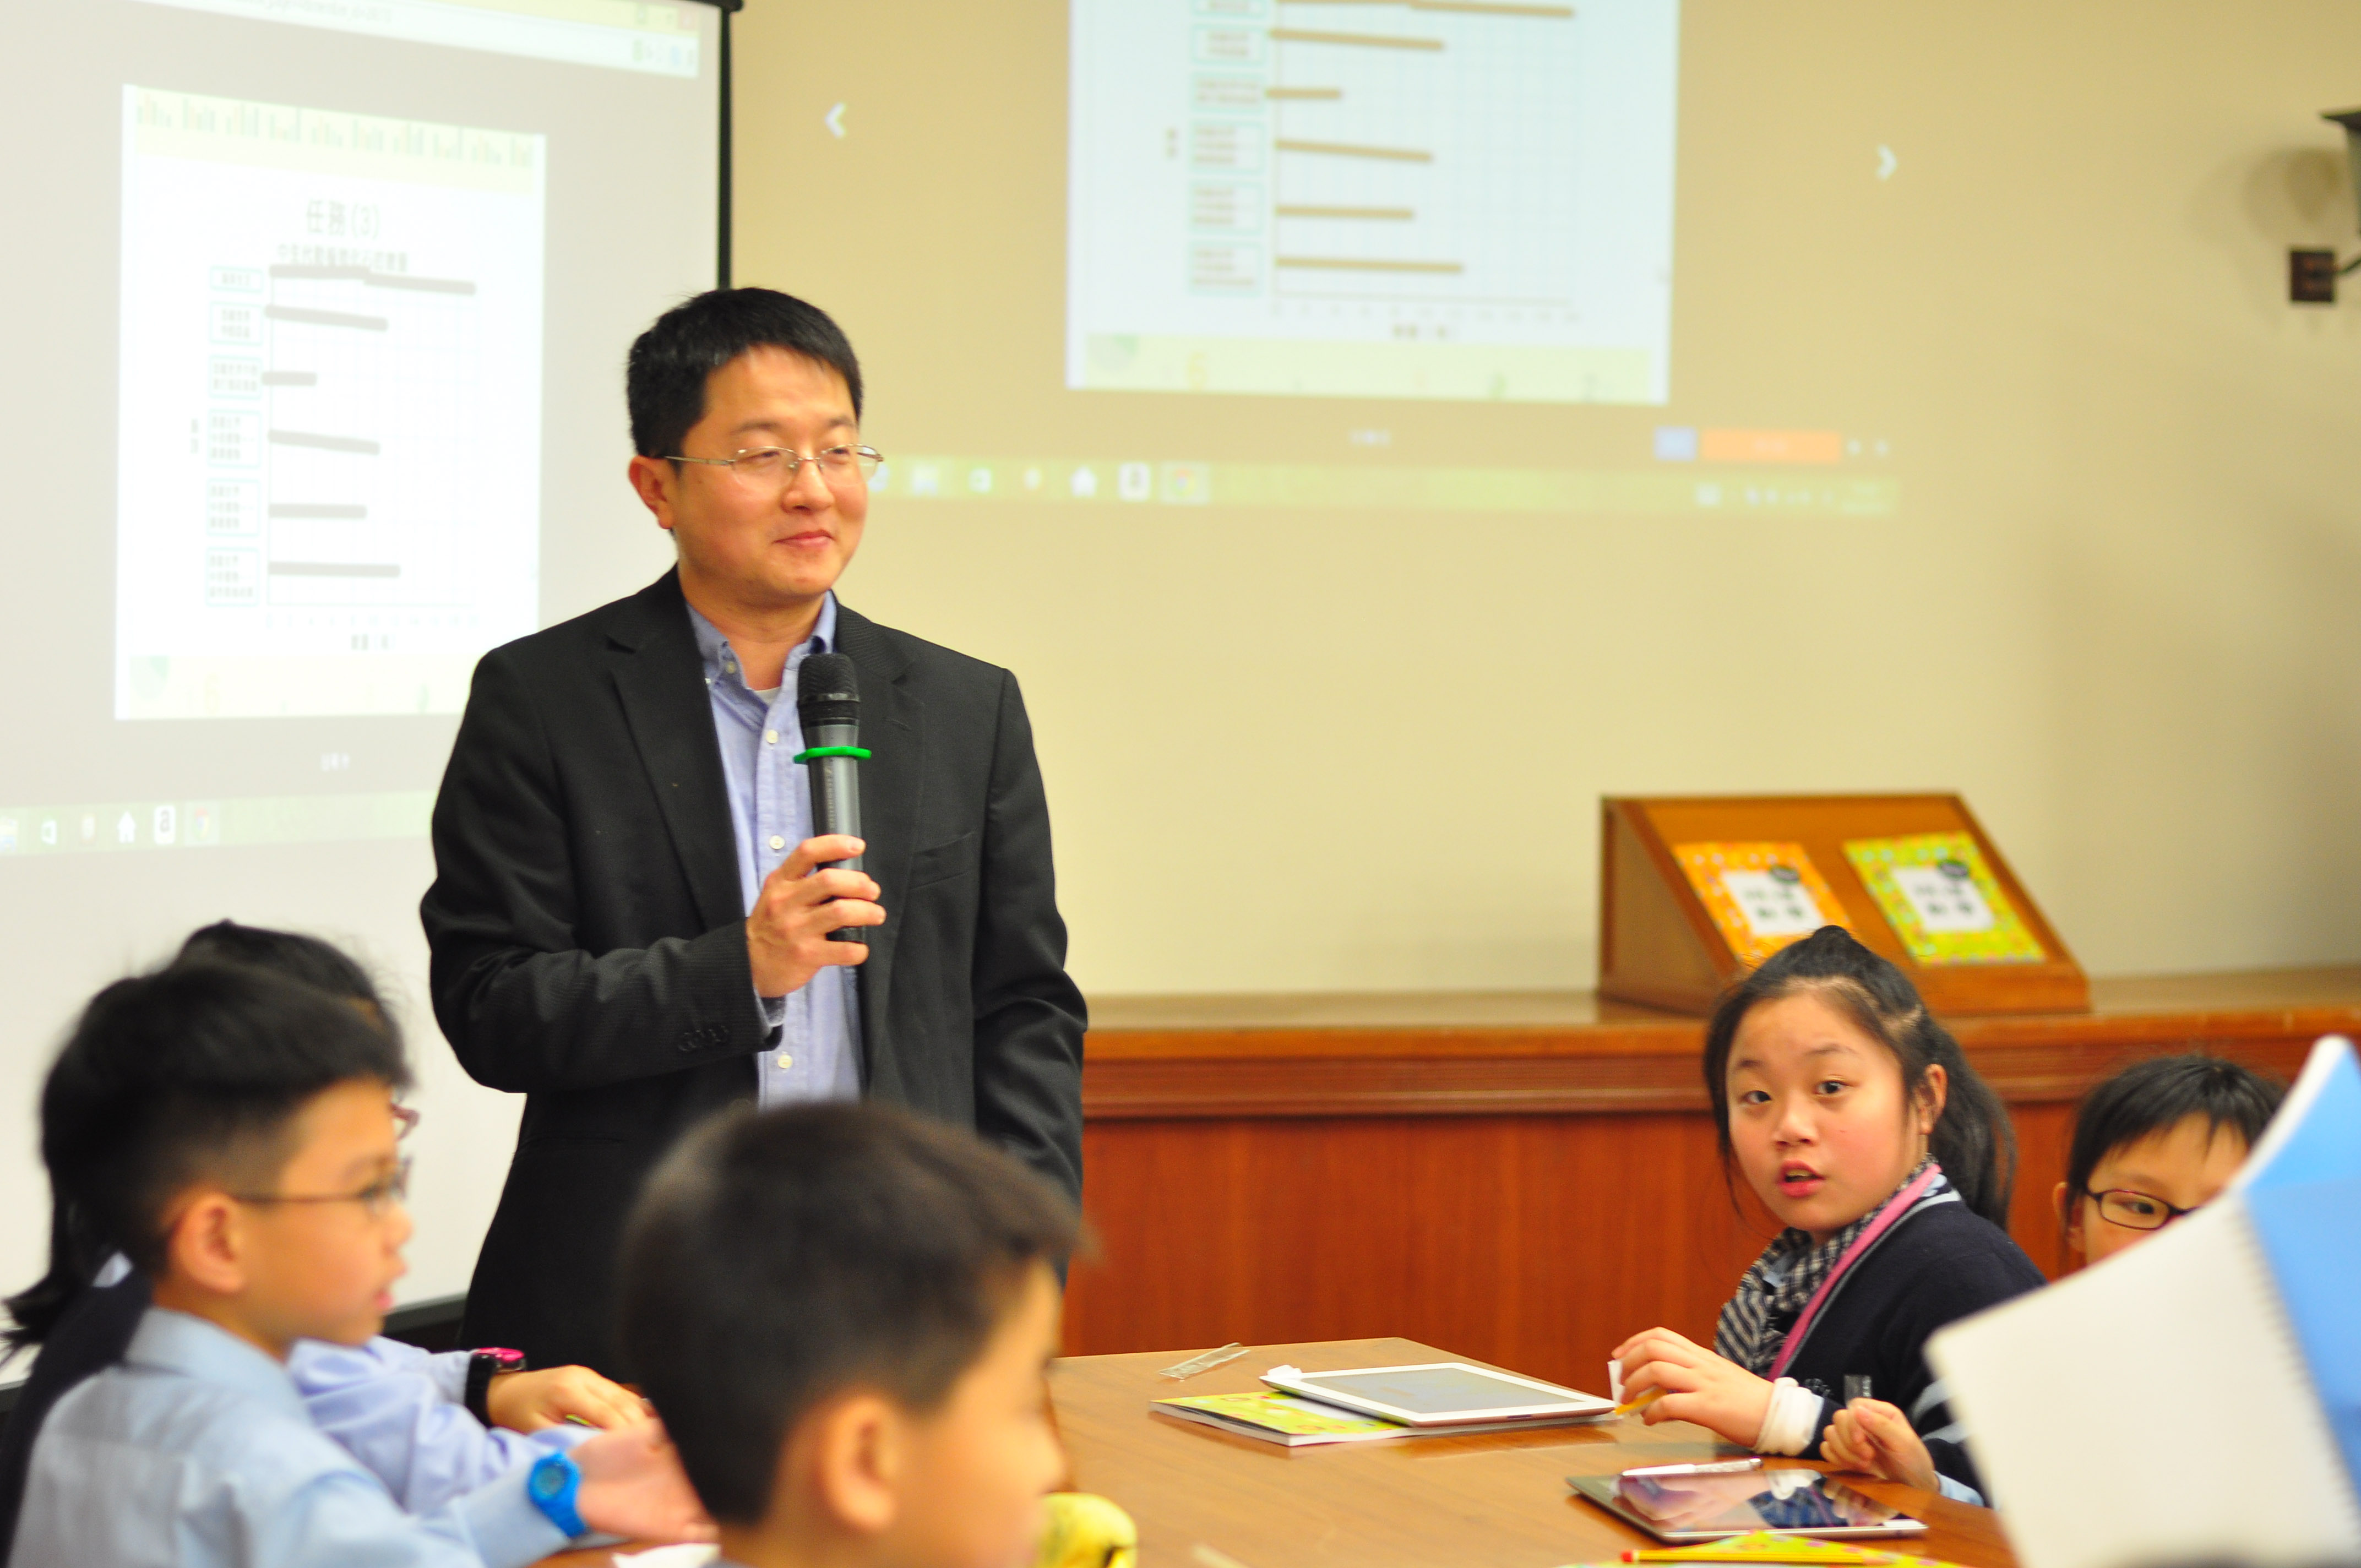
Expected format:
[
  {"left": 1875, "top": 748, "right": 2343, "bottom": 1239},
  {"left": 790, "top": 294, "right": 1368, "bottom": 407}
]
[{"left": 906, "top": 831, "right": 979, "bottom": 891}]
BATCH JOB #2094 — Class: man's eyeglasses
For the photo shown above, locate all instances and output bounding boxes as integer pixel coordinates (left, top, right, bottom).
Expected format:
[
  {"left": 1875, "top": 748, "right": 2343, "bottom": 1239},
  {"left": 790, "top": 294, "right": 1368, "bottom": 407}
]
[
  {"left": 232, "top": 1156, "right": 412, "bottom": 1221},
  {"left": 2084, "top": 1186, "right": 2201, "bottom": 1232},
  {"left": 668, "top": 444, "right": 883, "bottom": 492}
]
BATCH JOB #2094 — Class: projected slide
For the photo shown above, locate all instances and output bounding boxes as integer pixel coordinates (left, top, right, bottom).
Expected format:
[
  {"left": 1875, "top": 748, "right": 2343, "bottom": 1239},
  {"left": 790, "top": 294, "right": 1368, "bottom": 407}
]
[
  {"left": 1068, "top": 0, "right": 1679, "bottom": 405},
  {"left": 116, "top": 88, "right": 546, "bottom": 721}
]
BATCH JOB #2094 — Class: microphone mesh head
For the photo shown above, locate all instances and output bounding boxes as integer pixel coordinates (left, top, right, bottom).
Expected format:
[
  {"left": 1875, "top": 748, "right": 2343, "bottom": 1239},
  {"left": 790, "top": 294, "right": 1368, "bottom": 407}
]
[{"left": 797, "top": 653, "right": 860, "bottom": 727}]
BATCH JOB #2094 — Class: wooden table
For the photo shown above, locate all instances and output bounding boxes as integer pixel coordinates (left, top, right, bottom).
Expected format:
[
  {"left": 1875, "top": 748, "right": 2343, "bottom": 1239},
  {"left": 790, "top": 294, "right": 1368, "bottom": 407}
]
[
  {"left": 1052, "top": 1336, "right": 2016, "bottom": 1568},
  {"left": 1064, "top": 970, "right": 2358, "bottom": 1384}
]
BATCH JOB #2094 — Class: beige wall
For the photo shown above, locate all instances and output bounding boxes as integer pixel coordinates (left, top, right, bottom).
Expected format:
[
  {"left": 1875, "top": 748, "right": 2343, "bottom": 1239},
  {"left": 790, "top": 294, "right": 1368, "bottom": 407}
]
[{"left": 731, "top": 1, "right": 2361, "bottom": 995}]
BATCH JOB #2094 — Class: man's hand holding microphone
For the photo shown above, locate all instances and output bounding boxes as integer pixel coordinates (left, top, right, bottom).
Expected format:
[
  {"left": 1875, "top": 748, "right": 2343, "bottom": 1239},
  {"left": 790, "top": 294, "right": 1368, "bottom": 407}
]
[
  {"left": 745, "top": 834, "right": 882, "bottom": 998},
  {"left": 747, "top": 652, "right": 878, "bottom": 999}
]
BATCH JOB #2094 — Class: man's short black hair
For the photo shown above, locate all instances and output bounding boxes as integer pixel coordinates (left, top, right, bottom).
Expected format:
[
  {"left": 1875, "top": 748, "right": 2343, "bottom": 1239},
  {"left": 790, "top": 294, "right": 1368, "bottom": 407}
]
[
  {"left": 626, "top": 287, "right": 863, "bottom": 460},
  {"left": 2065, "top": 1052, "right": 2284, "bottom": 1208},
  {"left": 616, "top": 1103, "right": 1079, "bottom": 1526}
]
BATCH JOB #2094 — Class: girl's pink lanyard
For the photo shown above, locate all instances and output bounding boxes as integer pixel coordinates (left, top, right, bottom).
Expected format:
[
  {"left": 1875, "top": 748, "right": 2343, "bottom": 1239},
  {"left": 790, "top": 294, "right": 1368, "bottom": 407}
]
[{"left": 1766, "top": 1162, "right": 1943, "bottom": 1381}]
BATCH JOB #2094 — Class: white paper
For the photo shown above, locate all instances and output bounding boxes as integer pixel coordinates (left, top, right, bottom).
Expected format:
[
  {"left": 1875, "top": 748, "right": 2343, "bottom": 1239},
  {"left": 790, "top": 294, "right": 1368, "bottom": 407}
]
[
  {"left": 612, "top": 1547, "right": 719, "bottom": 1568},
  {"left": 1930, "top": 1169, "right": 2361, "bottom": 1568},
  {"left": 1720, "top": 868, "right": 1827, "bottom": 939},
  {"left": 1890, "top": 863, "right": 1996, "bottom": 933}
]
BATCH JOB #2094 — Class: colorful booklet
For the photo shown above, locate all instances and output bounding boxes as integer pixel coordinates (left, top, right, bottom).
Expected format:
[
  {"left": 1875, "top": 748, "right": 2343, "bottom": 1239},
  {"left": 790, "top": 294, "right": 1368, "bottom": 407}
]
[
  {"left": 1671, "top": 842, "right": 1847, "bottom": 966},
  {"left": 1841, "top": 833, "right": 2044, "bottom": 965},
  {"left": 1574, "top": 1529, "right": 1973, "bottom": 1566},
  {"left": 1150, "top": 1390, "right": 1410, "bottom": 1446},
  {"left": 1151, "top": 1389, "right": 1587, "bottom": 1446}
]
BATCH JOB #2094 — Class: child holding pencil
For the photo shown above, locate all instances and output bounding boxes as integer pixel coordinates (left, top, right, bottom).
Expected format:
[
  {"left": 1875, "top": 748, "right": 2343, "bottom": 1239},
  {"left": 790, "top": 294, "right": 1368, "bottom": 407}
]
[
  {"left": 1611, "top": 926, "right": 2044, "bottom": 1504},
  {"left": 1823, "top": 1050, "right": 2283, "bottom": 1492}
]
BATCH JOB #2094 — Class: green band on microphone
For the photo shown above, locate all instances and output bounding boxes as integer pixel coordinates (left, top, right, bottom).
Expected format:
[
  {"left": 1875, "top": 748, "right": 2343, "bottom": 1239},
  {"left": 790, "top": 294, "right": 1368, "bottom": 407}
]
[{"left": 793, "top": 745, "right": 872, "bottom": 764}]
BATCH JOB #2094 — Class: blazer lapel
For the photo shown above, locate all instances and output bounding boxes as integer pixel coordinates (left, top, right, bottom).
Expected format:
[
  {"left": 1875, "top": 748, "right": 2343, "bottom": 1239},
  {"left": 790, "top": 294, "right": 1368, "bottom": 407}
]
[
  {"left": 603, "top": 570, "right": 744, "bottom": 935},
  {"left": 833, "top": 606, "right": 919, "bottom": 1080}
]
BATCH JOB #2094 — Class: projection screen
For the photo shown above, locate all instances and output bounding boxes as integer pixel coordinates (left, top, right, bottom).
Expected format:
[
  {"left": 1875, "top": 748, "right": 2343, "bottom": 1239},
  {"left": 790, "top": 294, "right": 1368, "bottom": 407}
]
[{"left": 0, "top": 0, "right": 722, "bottom": 1308}]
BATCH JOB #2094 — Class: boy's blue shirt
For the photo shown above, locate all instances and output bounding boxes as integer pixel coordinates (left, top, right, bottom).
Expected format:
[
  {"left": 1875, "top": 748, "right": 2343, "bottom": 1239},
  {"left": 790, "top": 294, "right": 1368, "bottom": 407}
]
[
  {"left": 290, "top": 1336, "right": 586, "bottom": 1512},
  {"left": 15, "top": 1308, "right": 572, "bottom": 1568}
]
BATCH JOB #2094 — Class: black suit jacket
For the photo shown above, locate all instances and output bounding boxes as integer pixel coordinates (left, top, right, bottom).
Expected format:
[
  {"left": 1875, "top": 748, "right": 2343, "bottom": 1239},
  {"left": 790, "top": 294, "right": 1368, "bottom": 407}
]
[{"left": 421, "top": 570, "right": 1085, "bottom": 1373}]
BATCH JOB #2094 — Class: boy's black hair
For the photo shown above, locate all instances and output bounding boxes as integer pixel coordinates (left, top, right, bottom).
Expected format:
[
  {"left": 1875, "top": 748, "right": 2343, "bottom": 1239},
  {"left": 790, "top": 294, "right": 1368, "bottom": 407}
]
[
  {"left": 2, "top": 962, "right": 409, "bottom": 1356},
  {"left": 173, "top": 919, "right": 384, "bottom": 1011},
  {"left": 617, "top": 1103, "right": 1079, "bottom": 1526},
  {"left": 2064, "top": 1053, "right": 2283, "bottom": 1213},
  {"left": 1702, "top": 925, "right": 2019, "bottom": 1229},
  {"left": 626, "top": 287, "right": 863, "bottom": 461}
]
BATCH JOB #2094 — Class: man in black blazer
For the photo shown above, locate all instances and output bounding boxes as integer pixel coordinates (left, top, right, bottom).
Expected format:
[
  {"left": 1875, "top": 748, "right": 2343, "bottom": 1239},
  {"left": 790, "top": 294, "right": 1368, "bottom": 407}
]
[{"left": 421, "top": 290, "right": 1084, "bottom": 1373}]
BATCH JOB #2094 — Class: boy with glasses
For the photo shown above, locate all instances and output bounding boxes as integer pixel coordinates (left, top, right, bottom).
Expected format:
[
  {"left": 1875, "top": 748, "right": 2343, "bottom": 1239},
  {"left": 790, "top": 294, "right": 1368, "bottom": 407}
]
[
  {"left": 0, "top": 923, "right": 655, "bottom": 1562},
  {"left": 9, "top": 962, "right": 712, "bottom": 1566},
  {"left": 2050, "top": 1050, "right": 2285, "bottom": 1266}
]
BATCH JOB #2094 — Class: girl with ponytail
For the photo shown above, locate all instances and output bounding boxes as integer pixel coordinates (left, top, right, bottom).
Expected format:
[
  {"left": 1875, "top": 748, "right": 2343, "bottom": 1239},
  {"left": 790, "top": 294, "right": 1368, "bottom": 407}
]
[{"left": 1611, "top": 925, "right": 2045, "bottom": 1505}]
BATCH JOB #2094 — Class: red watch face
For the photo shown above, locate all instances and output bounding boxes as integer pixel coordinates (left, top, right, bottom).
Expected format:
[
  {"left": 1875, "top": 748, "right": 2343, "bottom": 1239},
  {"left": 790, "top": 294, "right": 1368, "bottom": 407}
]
[{"left": 482, "top": 1347, "right": 526, "bottom": 1373}]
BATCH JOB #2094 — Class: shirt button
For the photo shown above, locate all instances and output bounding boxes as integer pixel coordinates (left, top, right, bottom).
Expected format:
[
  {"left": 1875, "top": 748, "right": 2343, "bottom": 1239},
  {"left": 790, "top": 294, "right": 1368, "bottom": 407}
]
[
  {"left": 764, "top": 729, "right": 778, "bottom": 745},
  {"left": 768, "top": 834, "right": 785, "bottom": 851},
  {"left": 778, "top": 1054, "right": 794, "bottom": 1069}
]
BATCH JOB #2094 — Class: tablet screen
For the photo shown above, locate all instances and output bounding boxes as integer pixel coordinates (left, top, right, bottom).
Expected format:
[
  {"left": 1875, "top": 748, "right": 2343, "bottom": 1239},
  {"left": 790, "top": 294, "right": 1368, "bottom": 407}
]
[
  {"left": 1607, "top": 1471, "right": 1911, "bottom": 1533},
  {"left": 1293, "top": 1366, "right": 1574, "bottom": 1414}
]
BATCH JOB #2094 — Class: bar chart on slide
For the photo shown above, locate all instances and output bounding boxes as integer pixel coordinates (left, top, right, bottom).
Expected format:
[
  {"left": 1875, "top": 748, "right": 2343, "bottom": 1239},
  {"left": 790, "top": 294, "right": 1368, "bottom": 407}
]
[
  {"left": 116, "top": 88, "right": 546, "bottom": 719},
  {"left": 1068, "top": 0, "right": 1678, "bottom": 404}
]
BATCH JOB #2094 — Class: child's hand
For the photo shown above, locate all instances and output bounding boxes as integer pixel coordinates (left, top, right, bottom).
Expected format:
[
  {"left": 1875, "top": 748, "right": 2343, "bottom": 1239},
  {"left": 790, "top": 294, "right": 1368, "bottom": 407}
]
[
  {"left": 1824, "top": 1398, "right": 1938, "bottom": 1492},
  {"left": 485, "top": 1363, "right": 650, "bottom": 1432},
  {"left": 1609, "top": 1327, "right": 1775, "bottom": 1449},
  {"left": 571, "top": 1420, "right": 717, "bottom": 1543}
]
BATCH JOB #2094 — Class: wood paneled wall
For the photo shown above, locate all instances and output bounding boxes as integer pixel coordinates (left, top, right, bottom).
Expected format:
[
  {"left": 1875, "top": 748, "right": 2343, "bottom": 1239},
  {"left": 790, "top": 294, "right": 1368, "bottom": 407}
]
[{"left": 1059, "top": 973, "right": 2351, "bottom": 1389}]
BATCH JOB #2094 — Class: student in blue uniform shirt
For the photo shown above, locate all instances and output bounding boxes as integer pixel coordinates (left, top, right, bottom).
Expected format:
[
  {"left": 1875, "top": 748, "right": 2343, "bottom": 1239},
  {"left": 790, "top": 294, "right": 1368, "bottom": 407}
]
[
  {"left": 0, "top": 923, "right": 650, "bottom": 1559},
  {"left": 7, "top": 960, "right": 712, "bottom": 1566}
]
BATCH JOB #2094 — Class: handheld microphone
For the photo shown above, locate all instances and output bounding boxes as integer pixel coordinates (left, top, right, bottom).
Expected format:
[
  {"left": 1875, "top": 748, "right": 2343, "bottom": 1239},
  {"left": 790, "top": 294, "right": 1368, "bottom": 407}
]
[{"left": 795, "top": 653, "right": 868, "bottom": 945}]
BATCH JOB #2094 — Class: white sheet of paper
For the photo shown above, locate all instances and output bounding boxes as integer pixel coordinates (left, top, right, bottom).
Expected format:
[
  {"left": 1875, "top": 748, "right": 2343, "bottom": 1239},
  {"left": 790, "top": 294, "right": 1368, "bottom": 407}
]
[
  {"left": 612, "top": 1547, "right": 718, "bottom": 1568},
  {"left": 1929, "top": 1046, "right": 2361, "bottom": 1568},
  {"left": 1720, "top": 868, "right": 1825, "bottom": 939},
  {"left": 1890, "top": 864, "right": 1996, "bottom": 933}
]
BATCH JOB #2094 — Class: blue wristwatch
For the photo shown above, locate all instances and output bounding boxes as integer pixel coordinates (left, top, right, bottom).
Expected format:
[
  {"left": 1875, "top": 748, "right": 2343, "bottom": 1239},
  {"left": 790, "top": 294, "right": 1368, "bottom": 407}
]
[{"left": 526, "top": 1450, "right": 585, "bottom": 1538}]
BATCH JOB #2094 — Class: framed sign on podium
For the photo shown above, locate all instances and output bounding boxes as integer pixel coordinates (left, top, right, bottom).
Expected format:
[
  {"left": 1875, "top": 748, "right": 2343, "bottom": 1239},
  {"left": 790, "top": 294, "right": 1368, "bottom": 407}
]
[{"left": 1599, "top": 794, "right": 2087, "bottom": 1016}]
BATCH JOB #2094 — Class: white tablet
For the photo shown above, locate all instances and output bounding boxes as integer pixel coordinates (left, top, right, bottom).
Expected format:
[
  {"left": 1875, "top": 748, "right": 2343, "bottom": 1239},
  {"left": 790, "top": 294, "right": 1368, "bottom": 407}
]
[{"left": 1259, "top": 1362, "right": 1614, "bottom": 1427}]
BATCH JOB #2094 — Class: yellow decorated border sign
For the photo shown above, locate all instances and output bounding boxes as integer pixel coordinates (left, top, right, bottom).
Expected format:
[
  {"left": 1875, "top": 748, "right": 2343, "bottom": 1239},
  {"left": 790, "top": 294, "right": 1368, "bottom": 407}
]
[{"left": 1843, "top": 833, "right": 2044, "bottom": 966}]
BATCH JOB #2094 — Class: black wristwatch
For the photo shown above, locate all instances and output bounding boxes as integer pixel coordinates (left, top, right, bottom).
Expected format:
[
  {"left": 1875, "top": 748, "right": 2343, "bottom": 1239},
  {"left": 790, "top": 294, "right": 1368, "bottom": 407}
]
[{"left": 464, "top": 1347, "right": 527, "bottom": 1425}]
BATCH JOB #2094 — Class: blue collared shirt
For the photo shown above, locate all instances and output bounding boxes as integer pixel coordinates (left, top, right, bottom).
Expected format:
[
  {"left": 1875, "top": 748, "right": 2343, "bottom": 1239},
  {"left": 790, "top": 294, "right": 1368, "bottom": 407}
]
[
  {"left": 17, "top": 1308, "right": 570, "bottom": 1568},
  {"left": 289, "top": 1338, "right": 586, "bottom": 1515},
  {"left": 687, "top": 595, "right": 863, "bottom": 1109}
]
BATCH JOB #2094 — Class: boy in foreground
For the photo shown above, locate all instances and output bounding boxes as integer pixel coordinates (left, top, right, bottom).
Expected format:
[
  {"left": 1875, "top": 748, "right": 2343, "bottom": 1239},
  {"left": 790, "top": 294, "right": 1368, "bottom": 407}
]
[
  {"left": 618, "top": 1102, "right": 1077, "bottom": 1568},
  {"left": 13, "top": 962, "right": 712, "bottom": 1566}
]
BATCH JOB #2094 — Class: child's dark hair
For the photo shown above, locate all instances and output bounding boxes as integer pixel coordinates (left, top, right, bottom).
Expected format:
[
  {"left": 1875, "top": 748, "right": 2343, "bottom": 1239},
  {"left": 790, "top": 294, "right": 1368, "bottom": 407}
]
[
  {"left": 3, "top": 962, "right": 409, "bottom": 1357},
  {"left": 173, "top": 919, "right": 385, "bottom": 1012},
  {"left": 618, "top": 1102, "right": 1079, "bottom": 1526},
  {"left": 1701, "top": 925, "right": 2017, "bottom": 1228},
  {"left": 2064, "top": 1053, "right": 2283, "bottom": 1213}
]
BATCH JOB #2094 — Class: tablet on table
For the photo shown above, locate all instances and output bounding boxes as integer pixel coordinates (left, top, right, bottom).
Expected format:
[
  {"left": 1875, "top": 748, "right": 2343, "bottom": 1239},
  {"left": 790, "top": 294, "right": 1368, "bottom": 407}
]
[
  {"left": 1566, "top": 1468, "right": 1929, "bottom": 1542},
  {"left": 1259, "top": 1362, "right": 1615, "bottom": 1427}
]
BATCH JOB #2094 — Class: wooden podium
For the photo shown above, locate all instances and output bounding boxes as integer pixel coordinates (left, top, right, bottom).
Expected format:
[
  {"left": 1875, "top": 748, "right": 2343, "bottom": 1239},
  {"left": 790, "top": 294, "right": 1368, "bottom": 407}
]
[{"left": 1598, "top": 794, "right": 2087, "bottom": 1016}]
